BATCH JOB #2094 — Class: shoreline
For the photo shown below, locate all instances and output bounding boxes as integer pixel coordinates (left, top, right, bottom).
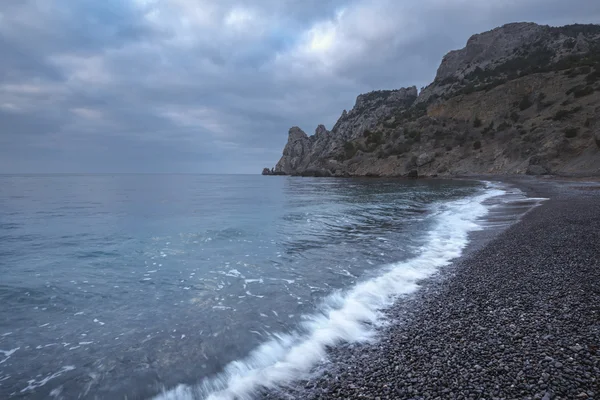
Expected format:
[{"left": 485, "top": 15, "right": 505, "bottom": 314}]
[
  {"left": 261, "top": 174, "right": 600, "bottom": 183},
  {"left": 265, "top": 177, "right": 600, "bottom": 400}
]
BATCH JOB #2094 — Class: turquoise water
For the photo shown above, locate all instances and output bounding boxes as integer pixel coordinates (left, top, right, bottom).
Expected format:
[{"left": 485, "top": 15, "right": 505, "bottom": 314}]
[{"left": 0, "top": 174, "right": 489, "bottom": 399}]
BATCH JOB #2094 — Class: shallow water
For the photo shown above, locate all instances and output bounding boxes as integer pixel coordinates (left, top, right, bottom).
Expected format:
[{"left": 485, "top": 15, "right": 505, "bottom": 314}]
[{"left": 0, "top": 174, "right": 514, "bottom": 399}]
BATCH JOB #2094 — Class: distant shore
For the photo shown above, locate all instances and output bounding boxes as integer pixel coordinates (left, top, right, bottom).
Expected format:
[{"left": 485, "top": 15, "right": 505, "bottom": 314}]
[{"left": 267, "top": 177, "right": 600, "bottom": 399}]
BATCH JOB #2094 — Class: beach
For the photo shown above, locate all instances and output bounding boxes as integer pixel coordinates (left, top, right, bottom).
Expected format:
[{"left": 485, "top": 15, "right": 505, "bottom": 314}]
[
  {"left": 2, "top": 176, "right": 598, "bottom": 399},
  {"left": 269, "top": 177, "right": 600, "bottom": 400}
]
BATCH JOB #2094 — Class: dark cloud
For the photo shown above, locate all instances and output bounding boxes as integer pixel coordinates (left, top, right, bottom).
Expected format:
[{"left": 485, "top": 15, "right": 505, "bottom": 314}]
[{"left": 0, "top": 0, "right": 599, "bottom": 173}]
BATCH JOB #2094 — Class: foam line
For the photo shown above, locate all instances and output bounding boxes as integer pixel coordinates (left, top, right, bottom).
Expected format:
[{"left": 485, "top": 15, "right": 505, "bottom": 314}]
[{"left": 153, "top": 185, "right": 506, "bottom": 400}]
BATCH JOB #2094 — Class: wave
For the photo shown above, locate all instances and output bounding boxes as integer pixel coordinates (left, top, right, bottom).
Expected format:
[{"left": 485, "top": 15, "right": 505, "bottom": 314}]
[{"left": 153, "top": 184, "right": 506, "bottom": 400}]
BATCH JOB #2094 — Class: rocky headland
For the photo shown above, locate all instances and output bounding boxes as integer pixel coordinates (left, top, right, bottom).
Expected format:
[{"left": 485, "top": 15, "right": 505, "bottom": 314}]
[{"left": 265, "top": 22, "right": 600, "bottom": 178}]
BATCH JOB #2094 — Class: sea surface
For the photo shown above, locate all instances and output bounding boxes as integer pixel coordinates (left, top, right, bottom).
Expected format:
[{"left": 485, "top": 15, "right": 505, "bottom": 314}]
[{"left": 0, "top": 174, "right": 532, "bottom": 399}]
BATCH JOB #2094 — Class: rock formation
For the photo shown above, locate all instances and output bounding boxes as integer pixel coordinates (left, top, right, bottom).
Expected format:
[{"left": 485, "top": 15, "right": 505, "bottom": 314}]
[{"left": 267, "top": 23, "right": 600, "bottom": 177}]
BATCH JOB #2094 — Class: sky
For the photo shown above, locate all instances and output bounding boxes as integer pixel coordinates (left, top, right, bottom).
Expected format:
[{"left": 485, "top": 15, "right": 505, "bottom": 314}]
[{"left": 1, "top": 0, "right": 599, "bottom": 174}]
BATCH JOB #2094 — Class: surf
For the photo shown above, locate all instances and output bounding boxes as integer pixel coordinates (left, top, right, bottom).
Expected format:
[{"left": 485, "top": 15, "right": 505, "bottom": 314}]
[{"left": 153, "top": 184, "right": 506, "bottom": 400}]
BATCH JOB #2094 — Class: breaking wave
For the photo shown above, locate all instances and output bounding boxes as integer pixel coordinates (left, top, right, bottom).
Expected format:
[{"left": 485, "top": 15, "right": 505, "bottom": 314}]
[{"left": 153, "top": 184, "right": 506, "bottom": 400}]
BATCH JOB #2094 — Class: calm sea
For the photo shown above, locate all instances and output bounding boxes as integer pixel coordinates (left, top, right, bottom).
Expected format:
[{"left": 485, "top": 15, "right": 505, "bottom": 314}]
[{"left": 0, "top": 174, "right": 524, "bottom": 399}]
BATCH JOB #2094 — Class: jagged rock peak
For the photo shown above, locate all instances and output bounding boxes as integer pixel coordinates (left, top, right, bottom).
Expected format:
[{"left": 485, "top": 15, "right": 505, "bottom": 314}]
[
  {"left": 315, "top": 124, "right": 328, "bottom": 136},
  {"left": 436, "top": 22, "right": 546, "bottom": 81},
  {"left": 274, "top": 126, "right": 313, "bottom": 175},
  {"left": 288, "top": 126, "right": 308, "bottom": 140}
]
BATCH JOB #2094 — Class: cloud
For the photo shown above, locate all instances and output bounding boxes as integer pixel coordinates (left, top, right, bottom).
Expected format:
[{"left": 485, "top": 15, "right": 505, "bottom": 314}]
[{"left": 0, "top": 0, "right": 599, "bottom": 173}]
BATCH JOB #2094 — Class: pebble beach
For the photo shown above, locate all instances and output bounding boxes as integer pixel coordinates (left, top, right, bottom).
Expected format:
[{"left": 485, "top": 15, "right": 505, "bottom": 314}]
[{"left": 269, "top": 178, "right": 600, "bottom": 400}]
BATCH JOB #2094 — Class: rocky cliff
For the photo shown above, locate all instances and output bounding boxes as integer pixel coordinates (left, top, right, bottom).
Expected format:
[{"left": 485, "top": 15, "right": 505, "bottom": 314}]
[{"left": 267, "top": 22, "right": 600, "bottom": 177}]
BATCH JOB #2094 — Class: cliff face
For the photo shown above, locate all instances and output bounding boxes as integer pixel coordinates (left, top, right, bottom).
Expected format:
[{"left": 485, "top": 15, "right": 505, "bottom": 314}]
[
  {"left": 269, "top": 22, "right": 600, "bottom": 177},
  {"left": 274, "top": 87, "right": 417, "bottom": 176}
]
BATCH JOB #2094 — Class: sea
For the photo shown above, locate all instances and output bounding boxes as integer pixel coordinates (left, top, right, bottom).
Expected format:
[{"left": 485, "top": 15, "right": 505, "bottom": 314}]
[{"left": 0, "top": 174, "right": 541, "bottom": 400}]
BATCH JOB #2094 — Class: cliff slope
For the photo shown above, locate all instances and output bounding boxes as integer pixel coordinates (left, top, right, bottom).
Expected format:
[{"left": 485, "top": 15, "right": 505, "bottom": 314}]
[{"left": 266, "top": 22, "right": 600, "bottom": 177}]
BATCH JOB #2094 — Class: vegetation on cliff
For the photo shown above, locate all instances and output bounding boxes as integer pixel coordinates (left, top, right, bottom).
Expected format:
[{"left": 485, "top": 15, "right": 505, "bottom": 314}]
[{"left": 267, "top": 23, "right": 600, "bottom": 177}]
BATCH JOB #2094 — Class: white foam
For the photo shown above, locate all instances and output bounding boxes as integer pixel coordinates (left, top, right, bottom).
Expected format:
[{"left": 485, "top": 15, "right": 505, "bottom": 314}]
[
  {"left": 35, "top": 343, "right": 58, "bottom": 350},
  {"left": 0, "top": 347, "right": 19, "bottom": 364},
  {"left": 153, "top": 185, "right": 505, "bottom": 400},
  {"left": 225, "top": 269, "right": 243, "bottom": 278},
  {"left": 20, "top": 366, "right": 75, "bottom": 393},
  {"left": 268, "top": 278, "right": 295, "bottom": 284}
]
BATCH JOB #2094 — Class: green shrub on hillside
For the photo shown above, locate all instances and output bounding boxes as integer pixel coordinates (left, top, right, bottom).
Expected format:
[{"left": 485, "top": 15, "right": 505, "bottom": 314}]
[
  {"left": 389, "top": 142, "right": 412, "bottom": 156},
  {"left": 434, "top": 130, "right": 445, "bottom": 138},
  {"left": 564, "top": 127, "right": 579, "bottom": 138},
  {"left": 404, "top": 127, "right": 421, "bottom": 142},
  {"left": 550, "top": 24, "right": 600, "bottom": 38},
  {"left": 566, "top": 85, "right": 583, "bottom": 95},
  {"left": 343, "top": 141, "right": 358, "bottom": 159},
  {"left": 482, "top": 121, "right": 495, "bottom": 135},
  {"left": 497, "top": 121, "right": 511, "bottom": 131},
  {"left": 565, "top": 69, "right": 580, "bottom": 78},
  {"left": 366, "top": 131, "right": 381, "bottom": 143},
  {"left": 519, "top": 95, "right": 533, "bottom": 110},
  {"left": 454, "top": 133, "right": 468, "bottom": 146},
  {"left": 552, "top": 107, "right": 582, "bottom": 121},
  {"left": 383, "top": 119, "right": 401, "bottom": 129},
  {"left": 587, "top": 70, "right": 600, "bottom": 83},
  {"left": 438, "top": 76, "right": 460, "bottom": 85},
  {"left": 574, "top": 86, "right": 594, "bottom": 98},
  {"left": 402, "top": 102, "right": 428, "bottom": 122},
  {"left": 361, "top": 90, "right": 394, "bottom": 103},
  {"left": 563, "top": 39, "right": 577, "bottom": 49}
]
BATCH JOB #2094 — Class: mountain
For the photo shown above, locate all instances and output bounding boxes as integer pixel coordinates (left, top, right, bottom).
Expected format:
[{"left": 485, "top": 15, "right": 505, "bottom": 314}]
[{"left": 264, "top": 22, "right": 600, "bottom": 177}]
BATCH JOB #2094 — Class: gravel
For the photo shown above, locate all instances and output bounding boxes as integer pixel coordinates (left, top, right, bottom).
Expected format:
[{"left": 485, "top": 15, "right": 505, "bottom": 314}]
[{"left": 265, "top": 178, "right": 600, "bottom": 400}]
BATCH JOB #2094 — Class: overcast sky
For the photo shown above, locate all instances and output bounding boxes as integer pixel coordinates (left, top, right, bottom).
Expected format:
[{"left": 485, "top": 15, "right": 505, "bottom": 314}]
[{"left": 1, "top": 0, "right": 599, "bottom": 173}]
